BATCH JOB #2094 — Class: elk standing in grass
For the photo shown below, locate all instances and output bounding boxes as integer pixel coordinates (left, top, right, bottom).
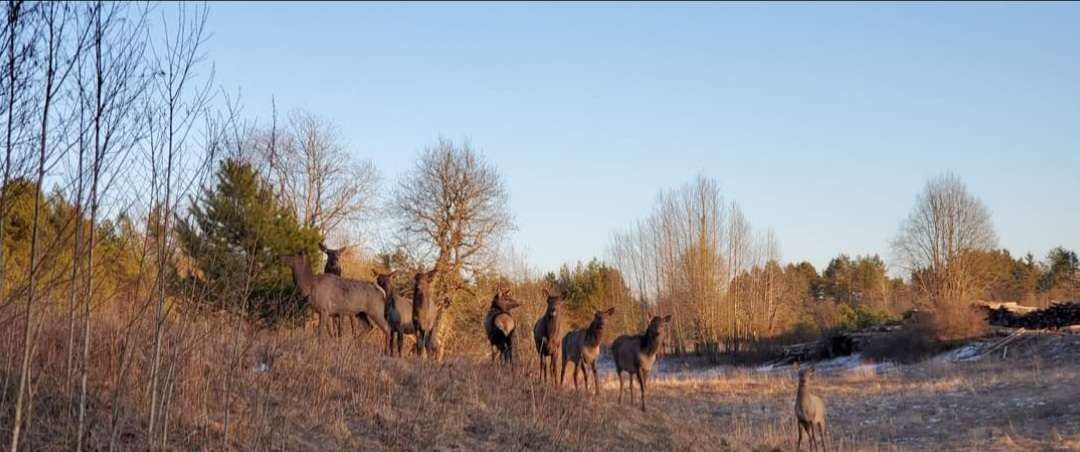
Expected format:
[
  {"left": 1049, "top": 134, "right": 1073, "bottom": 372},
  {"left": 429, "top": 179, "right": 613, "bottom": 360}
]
[
  {"left": 533, "top": 292, "right": 565, "bottom": 385},
  {"left": 561, "top": 307, "right": 616, "bottom": 395},
  {"left": 373, "top": 269, "right": 415, "bottom": 356},
  {"left": 280, "top": 252, "right": 389, "bottom": 341},
  {"left": 484, "top": 289, "right": 521, "bottom": 366},
  {"left": 412, "top": 268, "right": 439, "bottom": 358},
  {"left": 612, "top": 315, "right": 671, "bottom": 411},
  {"left": 795, "top": 364, "right": 828, "bottom": 451},
  {"left": 319, "top": 242, "right": 365, "bottom": 337}
]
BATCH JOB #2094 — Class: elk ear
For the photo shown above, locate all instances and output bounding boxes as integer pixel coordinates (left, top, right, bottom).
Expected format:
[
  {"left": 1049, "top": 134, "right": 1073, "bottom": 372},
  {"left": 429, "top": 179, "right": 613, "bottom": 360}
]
[
  {"left": 371, "top": 269, "right": 379, "bottom": 277},
  {"left": 662, "top": 315, "right": 672, "bottom": 323},
  {"left": 389, "top": 270, "right": 399, "bottom": 277},
  {"left": 604, "top": 307, "right": 616, "bottom": 316},
  {"left": 319, "top": 242, "right": 328, "bottom": 252}
]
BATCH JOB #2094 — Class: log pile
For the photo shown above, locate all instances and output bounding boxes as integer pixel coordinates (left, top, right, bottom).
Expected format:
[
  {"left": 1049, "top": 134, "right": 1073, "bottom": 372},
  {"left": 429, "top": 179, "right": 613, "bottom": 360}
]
[{"left": 987, "top": 301, "right": 1080, "bottom": 329}]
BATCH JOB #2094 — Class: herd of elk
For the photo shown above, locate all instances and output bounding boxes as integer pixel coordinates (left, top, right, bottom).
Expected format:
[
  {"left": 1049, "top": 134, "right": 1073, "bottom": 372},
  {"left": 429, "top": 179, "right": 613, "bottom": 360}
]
[{"left": 285, "top": 247, "right": 830, "bottom": 448}]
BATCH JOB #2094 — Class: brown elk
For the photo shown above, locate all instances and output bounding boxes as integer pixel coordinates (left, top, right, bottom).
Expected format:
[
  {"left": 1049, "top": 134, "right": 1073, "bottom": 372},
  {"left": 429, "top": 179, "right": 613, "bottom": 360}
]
[
  {"left": 280, "top": 252, "right": 390, "bottom": 342},
  {"left": 373, "top": 269, "right": 415, "bottom": 356},
  {"left": 319, "top": 242, "right": 345, "bottom": 276},
  {"left": 484, "top": 288, "right": 521, "bottom": 366},
  {"left": 795, "top": 364, "right": 829, "bottom": 451},
  {"left": 318, "top": 242, "right": 364, "bottom": 337},
  {"left": 532, "top": 291, "right": 565, "bottom": 385},
  {"left": 411, "top": 268, "right": 439, "bottom": 358},
  {"left": 612, "top": 315, "right": 671, "bottom": 411},
  {"left": 560, "top": 307, "right": 616, "bottom": 395}
]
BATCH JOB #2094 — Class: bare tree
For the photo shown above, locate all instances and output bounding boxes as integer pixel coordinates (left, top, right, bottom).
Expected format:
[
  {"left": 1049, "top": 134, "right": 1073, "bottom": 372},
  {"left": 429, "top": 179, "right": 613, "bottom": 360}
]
[
  {"left": 9, "top": 2, "right": 89, "bottom": 449},
  {"left": 392, "top": 138, "right": 513, "bottom": 281},
  {"left": 892, "top": 173, "right": 996, "bottom": 334},
  {"left": 256, "top": 110, "right": 379, "bottom": 243},
  {"left": 143, "top": 2, "right": 213, "bottom": 446}
]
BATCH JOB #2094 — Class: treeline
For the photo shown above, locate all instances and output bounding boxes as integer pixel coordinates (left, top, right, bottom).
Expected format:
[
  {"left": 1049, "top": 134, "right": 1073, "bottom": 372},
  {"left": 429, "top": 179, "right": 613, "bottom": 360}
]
[{"left": 0, "top": 1, "right": 1078, "bottom": 448}]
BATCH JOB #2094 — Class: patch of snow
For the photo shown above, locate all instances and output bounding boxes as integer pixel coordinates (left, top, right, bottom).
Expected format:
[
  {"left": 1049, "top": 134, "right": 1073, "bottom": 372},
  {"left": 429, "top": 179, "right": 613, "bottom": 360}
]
[{"left": 936, "top": 344, "right": 983, "bottom": 363}]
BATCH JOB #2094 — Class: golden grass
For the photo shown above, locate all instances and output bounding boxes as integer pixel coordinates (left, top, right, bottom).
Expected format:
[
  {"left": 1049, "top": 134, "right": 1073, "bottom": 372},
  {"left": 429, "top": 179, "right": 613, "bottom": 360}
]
[{"left": 2, "top": 306, "right": 1078, "bottom": 451}]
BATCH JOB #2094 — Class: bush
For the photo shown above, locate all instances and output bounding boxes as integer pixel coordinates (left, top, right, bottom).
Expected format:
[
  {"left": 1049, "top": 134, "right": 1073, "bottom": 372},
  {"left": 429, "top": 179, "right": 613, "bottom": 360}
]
[
  {"left": 927, "top": 303, "right": 987, "bottom": 341},
  {"left": 862, "top": 324, "right": 952, "bottom": 364},
  {"left": 837, "top": 304, "right": 895, "bottom": 331}
]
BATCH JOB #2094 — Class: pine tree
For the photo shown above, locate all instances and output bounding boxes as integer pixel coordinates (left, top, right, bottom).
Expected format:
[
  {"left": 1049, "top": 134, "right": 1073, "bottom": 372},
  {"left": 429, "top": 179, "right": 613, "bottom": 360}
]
[{"left": 176, "top": 159, "right": 321, "bottom": 321}]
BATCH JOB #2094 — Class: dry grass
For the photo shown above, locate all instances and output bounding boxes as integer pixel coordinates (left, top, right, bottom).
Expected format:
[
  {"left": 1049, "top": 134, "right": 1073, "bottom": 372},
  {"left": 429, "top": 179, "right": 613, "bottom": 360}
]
[
  {"left": 0, "top": 308, "right": 733, "bottom": 451},
  {"left": 618, "top": 337, "right": 1080, "bottom": 451},
  {"left": 2, "top": 306, "right": 1078, "bottom": 451}
]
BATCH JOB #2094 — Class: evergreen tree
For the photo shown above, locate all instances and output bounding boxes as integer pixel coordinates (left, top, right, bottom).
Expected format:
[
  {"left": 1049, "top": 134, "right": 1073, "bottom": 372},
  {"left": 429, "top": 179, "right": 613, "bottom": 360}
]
[{"left": 176, "top": 158, "right": 322, "bottom": 320}]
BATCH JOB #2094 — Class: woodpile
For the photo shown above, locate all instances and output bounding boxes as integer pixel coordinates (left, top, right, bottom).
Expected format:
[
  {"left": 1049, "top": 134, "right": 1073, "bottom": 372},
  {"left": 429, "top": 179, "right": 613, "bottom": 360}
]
[
  {"left": 767, "top": 327, "right": 899, "bottom": 367},
  {"left": 987, "top": 301, "right": 1080, "bottom": 329}
]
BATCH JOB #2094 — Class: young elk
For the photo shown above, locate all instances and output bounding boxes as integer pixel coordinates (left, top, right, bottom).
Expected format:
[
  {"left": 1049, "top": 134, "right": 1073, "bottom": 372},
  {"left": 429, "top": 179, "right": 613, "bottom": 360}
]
[
  {"left": 612, "top": 315, "right": 671, "bottom": 411},
  {"left": 484, "top": 289, "right": 521, "bottom": 366},
  {"left": 373, "top": 270, "right": 415, "bottom": 356},
  {"left": 411, "top": 268, "right": 439, "bottom": 358},
  {"left": 533, "top": 292, "right": 565, "bottom": 385},
  {"left": 795, "top": 364, "right": 829, "bottom": 451},
  {"left": 560, "top": 307, "right": 616, "bottom": 395}
]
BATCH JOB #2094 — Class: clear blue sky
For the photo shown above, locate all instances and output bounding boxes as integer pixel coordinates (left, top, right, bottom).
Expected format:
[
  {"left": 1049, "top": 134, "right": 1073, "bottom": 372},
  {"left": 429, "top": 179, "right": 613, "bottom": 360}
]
[{"left": 203, "top": 2, "right": 1080, "bottom": 274}]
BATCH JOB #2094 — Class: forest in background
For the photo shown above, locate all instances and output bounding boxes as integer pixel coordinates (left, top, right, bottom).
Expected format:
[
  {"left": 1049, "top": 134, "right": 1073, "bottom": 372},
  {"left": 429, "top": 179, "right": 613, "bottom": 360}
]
[{"left": 0, "top": 2, "right": 1078, "bottom": 450}]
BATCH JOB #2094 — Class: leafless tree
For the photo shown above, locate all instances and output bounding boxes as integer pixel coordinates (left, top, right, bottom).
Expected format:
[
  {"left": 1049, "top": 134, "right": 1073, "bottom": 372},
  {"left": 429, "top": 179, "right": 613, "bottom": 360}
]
[
  {"left": 9, "top": 2, "right": 90, "bottom": 449},
  {"left": 69, "top": 2, "right": 151, "bottom": 449},
  {"left": 392, "top": 138, "right": 513, "bottom": 282},
  {"left": 143, "top": 2, "right": 213, "bottom": 446},
  {"left": 255, "top": 109, "right": 379, "bottom": 243},
  {"left": 892, "top": 173, "right": 997, "bottom": 313}
]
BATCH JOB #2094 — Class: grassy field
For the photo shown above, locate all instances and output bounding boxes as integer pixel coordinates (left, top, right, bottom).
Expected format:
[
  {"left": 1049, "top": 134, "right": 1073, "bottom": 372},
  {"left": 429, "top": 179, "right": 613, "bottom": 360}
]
[{"left": 3, "top": 310, "right": 1078, "bottom": 451}]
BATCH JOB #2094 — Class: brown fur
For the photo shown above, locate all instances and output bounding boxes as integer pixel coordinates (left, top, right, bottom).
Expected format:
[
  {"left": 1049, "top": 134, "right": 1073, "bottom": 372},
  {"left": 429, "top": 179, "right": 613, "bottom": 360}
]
[
  {"left": 280, "top": 253, "right": 389, "bottom": 341},
  {"left": 612, "top": 315, "right": 671, "bottom": 411},
  {"left": 319, "top": 242, "right": 363, "bottom": 337},
  {"left": 411, "top": 268, "right": 439, "bottom": 358},
  {"left": 532, "top": 293, "right": 564, "bottom": 385},
  {"left": 560, "top": 307, "right": 615, "bottom": 395},
  {"left": 795, "top": 365, "right": 829, "bottom": 451},
  {"left": 484, "top": 289, "right": 521, "bottom": 367},
  {"left": 373, "top": 270, "right": 415, "bottom": 356}
]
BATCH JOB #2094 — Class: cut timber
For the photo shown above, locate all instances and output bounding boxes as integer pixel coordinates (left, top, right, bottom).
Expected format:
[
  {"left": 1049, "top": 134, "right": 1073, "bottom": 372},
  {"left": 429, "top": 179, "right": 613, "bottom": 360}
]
[{"left": 985, "top": 301, "right": 1080, "bottom": 329}]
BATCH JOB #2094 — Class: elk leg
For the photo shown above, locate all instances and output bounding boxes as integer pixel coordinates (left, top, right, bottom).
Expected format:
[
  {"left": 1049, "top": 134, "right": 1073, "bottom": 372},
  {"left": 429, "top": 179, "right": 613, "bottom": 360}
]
[
  {"left": 581, "top": 361, "right": 589, "bottom": 392},
  {"left": 572, "top": 362, "right": 580, "bottom": 390},
  {"left": 560, "top": 358, "right": 568, "bottom": 387},
  {"left": 636, "top": 371, "right": 646, "bottom": 412},
  {"left": 592, "top": 362, "right": 600, "bottom": 396},
  {"left": 617, "top": 371, "right": 624, "bottom": 404},
  {"left": 797, "top": 421, "right": 803, "bottom": 451}
]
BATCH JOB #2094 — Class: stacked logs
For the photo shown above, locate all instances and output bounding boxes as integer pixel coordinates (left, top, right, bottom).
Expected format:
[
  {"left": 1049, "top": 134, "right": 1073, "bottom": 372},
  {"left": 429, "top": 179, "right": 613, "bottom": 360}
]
[{"left": 988, "top": 301, "right": 1080, "bottom": 329}]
